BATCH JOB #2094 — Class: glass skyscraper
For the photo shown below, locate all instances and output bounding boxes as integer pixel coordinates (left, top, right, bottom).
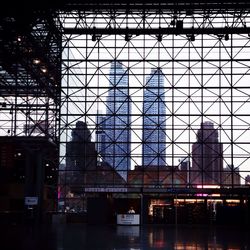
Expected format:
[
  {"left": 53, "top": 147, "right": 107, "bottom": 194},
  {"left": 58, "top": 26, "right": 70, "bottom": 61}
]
[
  {"left": 103, "top": 61, "right": 131, "bottom": 180},
  {"left": 142, "top": 68, "right": 166, "bottom": 166}
]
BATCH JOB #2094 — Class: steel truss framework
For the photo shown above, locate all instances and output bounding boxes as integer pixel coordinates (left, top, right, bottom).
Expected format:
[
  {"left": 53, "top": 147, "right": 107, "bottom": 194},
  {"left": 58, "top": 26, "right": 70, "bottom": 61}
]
[
  {"left": 0, "top": 12, "right": 62, "bottom": 198},
  {"left": 2, "top": 2, "right": 250, "bottom": 211},
  {"left": 0, "top": 15, "right": 61, "bottom": 143},
  {"left": 57, "top": 3, "right": 250, "bottom": 210}
]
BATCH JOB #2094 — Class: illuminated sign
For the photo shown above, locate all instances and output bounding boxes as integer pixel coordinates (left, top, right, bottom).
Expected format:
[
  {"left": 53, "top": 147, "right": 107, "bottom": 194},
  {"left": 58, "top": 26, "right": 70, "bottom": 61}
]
[
  {"left": 196, "top": 185, "right": 220, "bottom": 189},
  {"left": 25, "top": 196, "right": 38, "bottom": 205},
  {"left": 84, "top": 187, "right": 127, "bottom": 192},
  {"left": 117, "top": 214, "right": 140, "bottom": 225}
]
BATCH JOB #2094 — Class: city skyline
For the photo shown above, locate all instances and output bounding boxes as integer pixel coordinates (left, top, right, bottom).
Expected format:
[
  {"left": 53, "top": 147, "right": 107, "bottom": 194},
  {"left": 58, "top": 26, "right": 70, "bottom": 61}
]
[
  {"left": 59, "top": 43, "right": 250, "bottom": 184},
  {"left": 86, "top": 61, "right": 248, "bottom": 184},
  {"left": 92, "top": 61, "right": 236, "bottom": 185},
  {"left": 66, "top": 119, "right": 242, "bottom": 187}
]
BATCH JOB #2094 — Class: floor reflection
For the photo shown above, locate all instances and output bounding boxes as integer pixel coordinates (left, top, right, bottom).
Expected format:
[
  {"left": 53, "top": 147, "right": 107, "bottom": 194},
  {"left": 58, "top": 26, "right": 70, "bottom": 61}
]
[
  {"left": 1, "top": 223, "right": 250, "bottom": 250},
  {"left": 143, "top": 225, "right": 249, "bottom": 250},
  {"left": 55, "top": 224, "right": 250, "bottom": 250},
  {"left": 116, "top": 225, "right": 140, "bottom": 237}
]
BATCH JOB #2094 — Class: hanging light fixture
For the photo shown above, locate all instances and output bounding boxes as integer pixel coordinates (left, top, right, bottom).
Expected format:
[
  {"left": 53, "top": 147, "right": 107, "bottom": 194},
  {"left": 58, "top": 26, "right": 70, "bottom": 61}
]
[{"left": 157, "top": 34, "right": 162, "bottom": 42}]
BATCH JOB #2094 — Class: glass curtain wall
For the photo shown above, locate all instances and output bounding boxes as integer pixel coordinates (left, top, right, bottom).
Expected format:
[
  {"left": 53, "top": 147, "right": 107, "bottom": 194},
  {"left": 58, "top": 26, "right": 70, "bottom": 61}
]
[{"left": 58, "top": 7, "right": 250, "bottom": 209}]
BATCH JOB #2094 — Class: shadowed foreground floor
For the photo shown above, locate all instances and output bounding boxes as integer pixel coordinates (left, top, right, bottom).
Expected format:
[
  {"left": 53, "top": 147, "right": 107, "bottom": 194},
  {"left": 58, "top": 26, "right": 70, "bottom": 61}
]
[{"left": 1, "top": 223, "right": 250, "bottom": 250}]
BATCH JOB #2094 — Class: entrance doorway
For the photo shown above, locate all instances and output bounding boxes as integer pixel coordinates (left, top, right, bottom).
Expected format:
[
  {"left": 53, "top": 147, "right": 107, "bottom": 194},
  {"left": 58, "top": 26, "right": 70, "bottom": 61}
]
[{"left": 152, "top": 205, "right": 175, "bottom": 224}]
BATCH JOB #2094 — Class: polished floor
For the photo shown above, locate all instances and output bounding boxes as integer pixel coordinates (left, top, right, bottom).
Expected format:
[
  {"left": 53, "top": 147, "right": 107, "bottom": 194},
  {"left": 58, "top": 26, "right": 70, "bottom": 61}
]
[{"left": 1, "top": 223, "right": 250, "bottom": 250}]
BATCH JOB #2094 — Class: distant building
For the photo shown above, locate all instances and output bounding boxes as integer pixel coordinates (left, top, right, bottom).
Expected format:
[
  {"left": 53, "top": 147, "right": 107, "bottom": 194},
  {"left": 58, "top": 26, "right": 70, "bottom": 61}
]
[
  {"left": 85, "top": 161, "right": 126, "bottom": 187},
  {"left": 222, "top": 165, "right": 241, "bottom": 187},
  {"left": 104, "top": 61, "right": 131, "bottom": 180},
  {"left": 245, "top": 175, "right": 250, "bottom": 185},
  {"left": 179, "top": 158, "right": 191, "bottom": 185},
  {"left": 142, "top": 68, "right": 166, "bottom": 167},
  {"left": 65, "top": 120, "right": 129, "bottom": 192},
  {"left": 191, "top": 121, "right": 223, "bottom": 185},
  {"left": 66, "top": 121, "right": 97, "bottom": 171},
  {"left": 65, "top": 121, "right": 97, "bottom": 193},
  {"left": 128, "top": 165, "right": 187, "bottom": 188}
]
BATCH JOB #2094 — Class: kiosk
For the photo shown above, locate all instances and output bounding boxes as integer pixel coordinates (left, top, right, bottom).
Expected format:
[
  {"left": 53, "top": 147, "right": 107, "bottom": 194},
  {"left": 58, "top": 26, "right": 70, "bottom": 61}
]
[{"left": 117, "top": 214, "right": 140, "bottom": 225}]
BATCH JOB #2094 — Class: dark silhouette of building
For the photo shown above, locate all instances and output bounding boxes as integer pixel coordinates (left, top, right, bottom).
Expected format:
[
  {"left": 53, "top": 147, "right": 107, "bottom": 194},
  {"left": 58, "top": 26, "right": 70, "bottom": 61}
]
[
  {"left": 222, "top": 165, "right": 241, "bottom": 187},
  {"left": 191, "top": 121, "right": 223, "bottom": 185},
  {"left": 65, "top": 121, "right": 97, "bottom": 191},
  {"left": 58, "top": 121, "right": 97, "bottom": 211},
  {"left": 245, "top": 175, "right": 250, "bottom": 185},
  {"left": 128, "top": 164, "right": 187, "bottom": 188},
  {"left": 60, "top": 121, "right": 126, "bottom": 212},
  {"left": 66, "top": 121, "right": 97, "bottom": 171}
]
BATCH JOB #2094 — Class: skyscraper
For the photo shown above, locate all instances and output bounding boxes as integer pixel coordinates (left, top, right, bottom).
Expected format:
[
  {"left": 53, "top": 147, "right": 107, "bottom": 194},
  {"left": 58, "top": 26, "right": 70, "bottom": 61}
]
[
  {"left": 104, "top": 61, "right": 131, "bottom": 180},
  {"left": 191, "top": 121, "right": 223, "bottom": 185},
  {"left": 66, "top": 121, "right": 97, "bottom": 171},
  {"left": 65, "top": 121, "right": 97, "bottom": 194},
  {"left": 142, "top": 68, "right": 166, "bottom": 166}
]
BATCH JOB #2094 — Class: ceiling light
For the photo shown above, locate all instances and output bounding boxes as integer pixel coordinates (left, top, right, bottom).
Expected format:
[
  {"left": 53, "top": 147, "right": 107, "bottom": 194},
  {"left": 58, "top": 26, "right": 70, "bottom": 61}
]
[
  {"left": 41, "top": 67, "right": 47, "bottom": 73},
  {"left": 33, "top": 59, "right": 41, "bottom": 65}
]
